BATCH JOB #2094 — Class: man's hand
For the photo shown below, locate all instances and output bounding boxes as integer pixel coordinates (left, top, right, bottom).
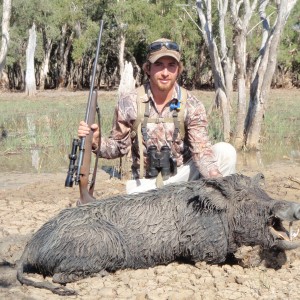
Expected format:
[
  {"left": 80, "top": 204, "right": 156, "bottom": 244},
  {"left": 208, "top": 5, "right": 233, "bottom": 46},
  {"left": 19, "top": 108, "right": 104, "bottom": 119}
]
[
  {"left": 78, "top": 121, "right": 100, "bottom": 151},
  {"left": 208, "top": 169, "right": 223, "bottom": 178}
]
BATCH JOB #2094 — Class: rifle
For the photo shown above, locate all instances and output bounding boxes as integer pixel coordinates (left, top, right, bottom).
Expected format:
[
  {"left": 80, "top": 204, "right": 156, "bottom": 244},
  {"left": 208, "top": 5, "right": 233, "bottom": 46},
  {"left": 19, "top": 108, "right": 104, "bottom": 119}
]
[{"left": 65, "top": 20, "right": 104, "bottom": 205}]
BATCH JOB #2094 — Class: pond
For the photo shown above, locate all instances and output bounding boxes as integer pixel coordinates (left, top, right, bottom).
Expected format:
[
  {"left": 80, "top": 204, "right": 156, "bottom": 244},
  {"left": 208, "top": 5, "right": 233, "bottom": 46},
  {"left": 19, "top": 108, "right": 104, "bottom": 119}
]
[{"left": 0, "top": 114, "right": 299, "bottom": 176}]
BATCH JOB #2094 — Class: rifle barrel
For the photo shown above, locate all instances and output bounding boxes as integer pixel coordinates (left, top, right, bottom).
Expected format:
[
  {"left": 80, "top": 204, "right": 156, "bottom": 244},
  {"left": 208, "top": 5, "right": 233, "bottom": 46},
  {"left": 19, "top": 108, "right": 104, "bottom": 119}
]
[
  {"left": 75, "top": 20, "right": 104, "bottom": 184},
  {"left": 85, "top": 20, "right": 104, "bottom": 123}
]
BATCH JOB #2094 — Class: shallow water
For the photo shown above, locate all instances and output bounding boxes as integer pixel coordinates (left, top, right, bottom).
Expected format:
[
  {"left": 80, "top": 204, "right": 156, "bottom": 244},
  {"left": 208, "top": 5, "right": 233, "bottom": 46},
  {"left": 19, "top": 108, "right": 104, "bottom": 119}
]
[{"left": 0, "top": 105, "right": 299, "bottom": 174}]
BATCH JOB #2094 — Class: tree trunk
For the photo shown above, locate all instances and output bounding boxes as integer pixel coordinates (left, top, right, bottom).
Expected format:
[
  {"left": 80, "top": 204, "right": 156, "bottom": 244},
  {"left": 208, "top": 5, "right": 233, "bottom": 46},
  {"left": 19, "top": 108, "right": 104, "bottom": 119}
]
[
  {"left": 39, "top": 30, "right": 52, "bottom": 90},
  {"left": 230, "top": 0, "right": 258, "bottom": 150},
  {"left": 245, "top": 0, "right": 297, "bottom": 149},
  {"left": 61, "top": 33, "right": 74, "bottom": 88},
  {"left": 124, "top": 48, "right": 141, "bottom": 85},
  {"left": 118, "top": 61, "right": 135, "bottom": 98},
  {"left": 58, "top": 25, "right": 75, "bottom": 89},
  {"left": 196, "top": 0, "right": 231, "bottom": 142},
  {"left": 25, "top": 23, "right": 37, "bottom": 96},
  {"left": 72, "top": 59, "right": 83, "bottom": 90},
  {"left": 0, "top": 0, "right": 12, "bottom": 89},
  {"left": 118, "top": 60, "right": 136, "bottom": 177},
  {"left": 12, "top": 61, "right": 25, "bottom": 90},
  {"left": 232, "top": 20, "right": 247, "bottom": 149},
  {"left": 218, "top": 0, "right": 235, "bottom": 106},
  {"left": 118, "top": 33, "right": 125, "bottom": 79}
]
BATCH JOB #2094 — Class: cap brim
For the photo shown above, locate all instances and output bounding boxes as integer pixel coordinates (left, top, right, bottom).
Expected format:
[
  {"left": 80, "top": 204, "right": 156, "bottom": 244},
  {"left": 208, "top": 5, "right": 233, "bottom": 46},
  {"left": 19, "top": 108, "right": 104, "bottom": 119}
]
[{"left": 148, "top": 52, "right": 180, "bottom": 63}]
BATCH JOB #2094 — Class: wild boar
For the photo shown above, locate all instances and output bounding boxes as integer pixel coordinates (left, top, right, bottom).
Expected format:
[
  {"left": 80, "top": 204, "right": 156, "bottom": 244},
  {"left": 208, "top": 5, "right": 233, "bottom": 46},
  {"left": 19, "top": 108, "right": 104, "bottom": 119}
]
[{"left": 17, "top": 173, "right": 300, "bottom": 295}]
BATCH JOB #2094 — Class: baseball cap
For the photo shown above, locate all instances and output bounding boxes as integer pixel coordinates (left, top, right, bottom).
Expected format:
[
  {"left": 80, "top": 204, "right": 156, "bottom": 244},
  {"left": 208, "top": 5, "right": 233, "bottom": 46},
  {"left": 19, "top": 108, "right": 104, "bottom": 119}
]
[{"left": 147, "top": 38, "right": 181, "bottom": 63}]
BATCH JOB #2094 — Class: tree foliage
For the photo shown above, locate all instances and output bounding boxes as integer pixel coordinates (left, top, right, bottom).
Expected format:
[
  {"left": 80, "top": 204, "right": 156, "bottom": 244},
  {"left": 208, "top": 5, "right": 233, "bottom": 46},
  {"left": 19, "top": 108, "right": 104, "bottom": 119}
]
[
  {"left": 2, "top": 0, "right": 206, "bottom": 90},
  {"left": 0, "top": 0, "right": 299, "bottom": 92}
]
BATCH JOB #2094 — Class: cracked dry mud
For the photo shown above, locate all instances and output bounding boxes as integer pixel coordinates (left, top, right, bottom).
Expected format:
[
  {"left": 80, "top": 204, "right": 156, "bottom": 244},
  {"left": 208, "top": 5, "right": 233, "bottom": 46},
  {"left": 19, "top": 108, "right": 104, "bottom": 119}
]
[{"left": 0, "top": 161, "right": 299, "bottom": 300}]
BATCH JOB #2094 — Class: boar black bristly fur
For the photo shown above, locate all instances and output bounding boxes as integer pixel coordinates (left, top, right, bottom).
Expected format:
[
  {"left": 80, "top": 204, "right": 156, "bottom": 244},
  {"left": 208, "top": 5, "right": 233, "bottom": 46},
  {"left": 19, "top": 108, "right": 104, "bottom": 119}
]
[{"left": 17, "top": 173, "right": 300, "bottom": 296}]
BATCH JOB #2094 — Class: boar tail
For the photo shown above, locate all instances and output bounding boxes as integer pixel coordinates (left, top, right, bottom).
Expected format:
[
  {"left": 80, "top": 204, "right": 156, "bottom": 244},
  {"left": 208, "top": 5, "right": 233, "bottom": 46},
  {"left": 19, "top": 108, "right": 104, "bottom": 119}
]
[{"left": 16, "top": 258, "right": 77, "bottom": 296}]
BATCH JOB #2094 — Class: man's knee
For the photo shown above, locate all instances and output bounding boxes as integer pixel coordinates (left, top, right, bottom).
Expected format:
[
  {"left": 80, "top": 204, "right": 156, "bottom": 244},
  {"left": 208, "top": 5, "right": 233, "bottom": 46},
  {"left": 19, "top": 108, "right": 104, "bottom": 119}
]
[
  {"left": 212, "top": 142, "right": 237, "bottom": 175},
  {"left": 213, "top": 142, "right": 236, "bottom": 158}
]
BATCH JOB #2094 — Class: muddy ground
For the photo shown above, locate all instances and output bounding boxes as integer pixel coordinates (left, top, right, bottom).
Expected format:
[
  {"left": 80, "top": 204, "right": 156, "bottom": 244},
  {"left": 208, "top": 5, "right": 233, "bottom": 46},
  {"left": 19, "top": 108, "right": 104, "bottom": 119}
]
[{"left": 0, "top": 159, "right": 300, "bottom": 300}]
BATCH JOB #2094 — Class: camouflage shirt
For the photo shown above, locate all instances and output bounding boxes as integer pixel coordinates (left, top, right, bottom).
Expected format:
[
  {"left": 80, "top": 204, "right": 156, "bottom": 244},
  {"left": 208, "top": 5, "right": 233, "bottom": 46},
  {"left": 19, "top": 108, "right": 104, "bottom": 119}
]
[{"left": 99, "top": 82, "right": 220, "bottom": 178}]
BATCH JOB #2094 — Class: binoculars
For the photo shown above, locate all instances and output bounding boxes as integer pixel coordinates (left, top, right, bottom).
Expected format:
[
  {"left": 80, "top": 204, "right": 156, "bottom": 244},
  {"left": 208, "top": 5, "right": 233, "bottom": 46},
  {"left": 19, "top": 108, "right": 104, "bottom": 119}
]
[{"left": 146, "top": 145, "right": 177, "bottom": 180}]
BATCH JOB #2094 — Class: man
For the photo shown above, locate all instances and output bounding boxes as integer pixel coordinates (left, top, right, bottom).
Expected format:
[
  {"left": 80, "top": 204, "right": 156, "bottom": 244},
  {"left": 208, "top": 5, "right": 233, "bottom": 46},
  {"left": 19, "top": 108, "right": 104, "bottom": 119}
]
[{"left": 78, "top": 38, "right": 236, "bottom": 194}]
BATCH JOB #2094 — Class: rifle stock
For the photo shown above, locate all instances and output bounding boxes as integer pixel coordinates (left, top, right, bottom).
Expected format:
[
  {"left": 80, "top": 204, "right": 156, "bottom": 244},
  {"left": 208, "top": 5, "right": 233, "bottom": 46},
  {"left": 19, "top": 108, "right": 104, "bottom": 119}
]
[{"left": 65, "top": 20, "right": 104, "bottom": 205}]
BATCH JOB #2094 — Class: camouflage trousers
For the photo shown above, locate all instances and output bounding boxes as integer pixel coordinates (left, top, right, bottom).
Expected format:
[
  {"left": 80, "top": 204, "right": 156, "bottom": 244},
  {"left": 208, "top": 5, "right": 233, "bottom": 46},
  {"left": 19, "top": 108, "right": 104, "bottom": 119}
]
[{"left": 126, "top": 142, "right": 237, "bottom": 194}]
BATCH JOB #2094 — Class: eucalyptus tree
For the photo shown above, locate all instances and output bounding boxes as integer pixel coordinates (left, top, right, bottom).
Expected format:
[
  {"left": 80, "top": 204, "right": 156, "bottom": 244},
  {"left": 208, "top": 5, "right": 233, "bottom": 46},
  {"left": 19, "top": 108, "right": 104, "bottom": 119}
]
[
  {"left": 5, "top": 2, "right": 28, "bottom": 89},
  {"left": 0, "top": 0, "right": 12, "bottom": 89},
  {"left": 7, "top": 0, "right": 101, "bottom": 90},
  {"left": 276, "top": 0, "right": 300, "bottom": 87},
  {"left": 33, "top": 0, "right": 68, "bottom": 90},
  {"left": 244, "top": 0, "right": 298, "bottom": 149},
  {"left": 25, "top": 23, "right": 37, "bottom": 96},
  {"left": 196, "top": 0, "right": 234, "bottom": 142},
  {"left": 194, "top": 0, "right": 298, "bottom": 150},
  {"left": 54, "top": 0, "right": 89, "bottom": 89},
  {"left": 227, "top": 0, "right": 298, "bottom": 149},
  {"left": 230, "top": 0, "right": 258, "bottom": 149},
  {"left": 9, "top": 0, "right": 62, "bottom": 90},
  {"left": 30, "top": 0, "right": 96, "bottom": 90}
]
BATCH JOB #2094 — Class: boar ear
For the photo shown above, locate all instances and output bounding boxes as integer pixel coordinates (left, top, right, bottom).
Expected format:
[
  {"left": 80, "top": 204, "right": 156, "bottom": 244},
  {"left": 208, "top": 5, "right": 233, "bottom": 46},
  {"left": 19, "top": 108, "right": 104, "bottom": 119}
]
[
  {"left": 203, "top": 174, "right": 251, "bottom": 203},
  {"left": 203, "top": 175, "right": 246, "bottom": 197}
]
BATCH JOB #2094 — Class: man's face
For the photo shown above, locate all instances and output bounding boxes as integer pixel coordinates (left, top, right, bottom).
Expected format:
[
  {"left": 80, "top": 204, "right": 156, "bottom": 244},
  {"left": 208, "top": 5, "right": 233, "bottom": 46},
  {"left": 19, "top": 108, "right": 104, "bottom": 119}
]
[{"left": 148, "top": 56, "right": 179, "bottom": 92}]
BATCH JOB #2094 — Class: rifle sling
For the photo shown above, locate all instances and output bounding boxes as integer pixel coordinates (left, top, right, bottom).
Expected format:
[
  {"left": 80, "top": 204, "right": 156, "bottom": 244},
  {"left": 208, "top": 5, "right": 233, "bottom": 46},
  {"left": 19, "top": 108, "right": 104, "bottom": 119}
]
[{"left": 89, "top": 104, "right": 101, "bottom": 194}]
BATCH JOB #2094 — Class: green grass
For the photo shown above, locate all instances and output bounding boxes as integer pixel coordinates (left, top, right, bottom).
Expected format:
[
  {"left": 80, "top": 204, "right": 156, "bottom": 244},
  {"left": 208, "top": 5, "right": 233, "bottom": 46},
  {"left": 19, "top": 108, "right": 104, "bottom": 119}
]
[
  {"left": 0, "top": 88, "right": 299, "bottom": 173},
  {"left": 0, "top": 90, "right": 116, "bottom": 149},
  {"left": 0, "top": 90, "right": 117, "bottom": 172},
  {"left": 193, "top": 89, "right": 300, "bottom": 163}
]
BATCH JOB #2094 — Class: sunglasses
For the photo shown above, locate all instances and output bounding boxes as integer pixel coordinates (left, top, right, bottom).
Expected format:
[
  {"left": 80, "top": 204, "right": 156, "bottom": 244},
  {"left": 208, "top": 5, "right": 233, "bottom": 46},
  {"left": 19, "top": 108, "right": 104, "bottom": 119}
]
[{"left": 148, "top": 41, "right": 180, "bottom": 53}]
